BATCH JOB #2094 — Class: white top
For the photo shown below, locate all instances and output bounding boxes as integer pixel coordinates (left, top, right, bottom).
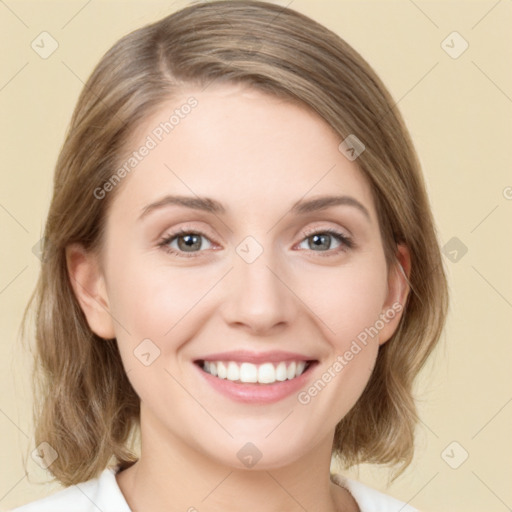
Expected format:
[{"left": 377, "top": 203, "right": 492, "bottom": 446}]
[{"left": 10, "top": 465, "right": 418, "bottom": 512}]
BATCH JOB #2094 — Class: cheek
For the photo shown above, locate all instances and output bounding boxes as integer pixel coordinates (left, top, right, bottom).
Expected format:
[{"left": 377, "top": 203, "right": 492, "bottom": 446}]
[
  {"left": 298, "top": 259, "right": 388, "bottom": 404},
  {"left": 104, "top": 251, "right": 203, "bottom": 401},
  {"left": 300, "top": 258, "right": 388, "bottom": 346},
  {"left": 105, "top": 248, "right": 219, "bottom": 354}
]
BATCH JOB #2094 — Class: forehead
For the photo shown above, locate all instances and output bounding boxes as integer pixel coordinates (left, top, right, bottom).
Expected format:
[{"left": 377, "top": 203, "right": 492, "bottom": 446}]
[{"left": 109, "top": 83, "right": 377, "bottom": 224}]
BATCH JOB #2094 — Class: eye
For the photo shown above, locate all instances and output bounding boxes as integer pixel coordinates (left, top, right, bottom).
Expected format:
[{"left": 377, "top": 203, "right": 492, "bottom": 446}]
[
  {"left": 158, "top": 228, "right": 214, "bottom": 258},
  {"left": 158, "top": 226, "right": 354, "bottom": 259},
  {"left": 296, "top": 228, "right": 353, "bottom": 257}
]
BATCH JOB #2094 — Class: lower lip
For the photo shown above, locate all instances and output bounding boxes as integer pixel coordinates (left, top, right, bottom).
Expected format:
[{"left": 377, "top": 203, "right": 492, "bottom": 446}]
[{"left": 194, "top": 362, "right": 317, "bottom": 404}]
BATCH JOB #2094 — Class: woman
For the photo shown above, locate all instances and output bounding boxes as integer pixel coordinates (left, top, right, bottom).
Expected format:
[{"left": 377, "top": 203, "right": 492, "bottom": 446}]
[{"left": 13, "top": 1, "right": 448, "bottom": 510}]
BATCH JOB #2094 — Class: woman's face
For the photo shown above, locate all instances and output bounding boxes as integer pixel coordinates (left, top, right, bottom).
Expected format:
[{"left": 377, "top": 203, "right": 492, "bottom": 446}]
[{"left": 70, "top": 83, "right": 409, "bottom": 469}]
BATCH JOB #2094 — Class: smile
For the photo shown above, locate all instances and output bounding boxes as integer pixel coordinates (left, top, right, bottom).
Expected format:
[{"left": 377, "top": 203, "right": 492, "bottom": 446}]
[{"left": 198, "top": 360, "right": 313, "bottom": 385}]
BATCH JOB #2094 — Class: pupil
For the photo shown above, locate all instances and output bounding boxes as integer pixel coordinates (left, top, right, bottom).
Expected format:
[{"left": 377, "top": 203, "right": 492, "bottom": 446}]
[
  {"left": 180, "top": 234, "right": 200, "bottom": 251},
  {"left": 312, "top": 234, "right": 329, "bottom": 250}
]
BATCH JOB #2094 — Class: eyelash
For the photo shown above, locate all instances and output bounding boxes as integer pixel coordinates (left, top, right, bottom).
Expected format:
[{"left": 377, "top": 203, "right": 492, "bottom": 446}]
[{"left": 157, "top": 226, "right": 354, "bottom": 259}]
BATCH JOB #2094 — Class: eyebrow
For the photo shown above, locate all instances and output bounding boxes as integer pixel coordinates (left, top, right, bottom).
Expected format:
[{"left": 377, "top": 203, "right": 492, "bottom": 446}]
[{"left": 138, "top": 194, "right": 371, "bottom": 221}]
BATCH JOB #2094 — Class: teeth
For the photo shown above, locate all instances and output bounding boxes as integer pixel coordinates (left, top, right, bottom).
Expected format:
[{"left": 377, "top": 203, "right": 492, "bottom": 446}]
[{"left": 201, "top": 360, "right": 309, "bottom": 384}]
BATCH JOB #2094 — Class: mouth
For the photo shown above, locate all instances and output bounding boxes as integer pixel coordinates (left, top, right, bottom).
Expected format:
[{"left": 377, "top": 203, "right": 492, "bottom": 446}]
[{"left": 194, "top": 359, "right": 318, "bottom": 385}]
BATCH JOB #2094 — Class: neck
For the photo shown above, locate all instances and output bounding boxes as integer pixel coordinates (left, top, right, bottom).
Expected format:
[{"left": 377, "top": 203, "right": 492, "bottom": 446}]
[{"left": 116, "top": 406, "right": 358, "bottom": 512}]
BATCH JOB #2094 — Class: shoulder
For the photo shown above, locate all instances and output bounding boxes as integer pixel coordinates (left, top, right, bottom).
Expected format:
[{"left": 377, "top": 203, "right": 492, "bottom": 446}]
[
  {"left": 9, "top": 465, "right": 131, "bottom": 512},
  {"left": 330, "top": 472, "right": 419, "bottom": 512}
]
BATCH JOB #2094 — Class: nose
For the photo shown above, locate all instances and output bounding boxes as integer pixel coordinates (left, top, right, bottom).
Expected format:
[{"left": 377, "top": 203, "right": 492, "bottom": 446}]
[{"left": 219, "top": 245, "right": 297, "bottom": 335}]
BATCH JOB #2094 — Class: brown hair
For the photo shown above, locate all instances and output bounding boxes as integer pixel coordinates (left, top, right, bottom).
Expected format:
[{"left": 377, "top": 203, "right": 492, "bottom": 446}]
[{"left": 20, "top": 0, "right": 448, "bottom": 486}]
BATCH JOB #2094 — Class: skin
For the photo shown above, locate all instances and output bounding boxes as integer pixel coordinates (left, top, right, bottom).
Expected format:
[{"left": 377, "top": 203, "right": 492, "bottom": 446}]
[{"left": 67, "top": 83, "right": 410, "bottom": 512}]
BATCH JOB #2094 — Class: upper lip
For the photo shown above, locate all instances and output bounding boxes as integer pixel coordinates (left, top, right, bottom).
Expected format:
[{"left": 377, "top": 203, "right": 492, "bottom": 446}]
[{"left": 195, "top": 350, "right": 317, "bottom": 364}]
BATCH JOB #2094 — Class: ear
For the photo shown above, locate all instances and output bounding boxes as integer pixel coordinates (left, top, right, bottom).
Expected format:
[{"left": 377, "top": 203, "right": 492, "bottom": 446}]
[
  {"left": 378, "top": 243, "right": 411, "bottom": 346},
  {"left": 65, "top": 243, "right": 116, "bottom": 339}
]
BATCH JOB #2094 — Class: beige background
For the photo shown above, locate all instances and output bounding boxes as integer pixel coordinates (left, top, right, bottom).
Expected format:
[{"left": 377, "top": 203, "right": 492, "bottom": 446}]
[{"left": 1, "top": 0, "right": 511, "bottom": 510}]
